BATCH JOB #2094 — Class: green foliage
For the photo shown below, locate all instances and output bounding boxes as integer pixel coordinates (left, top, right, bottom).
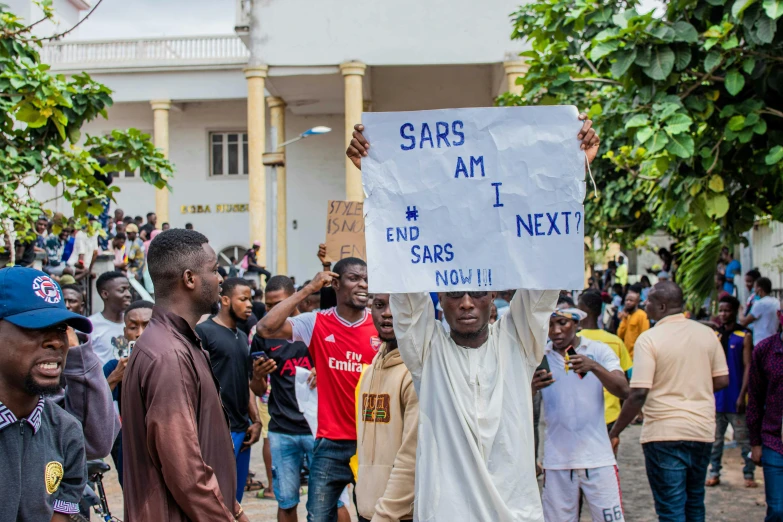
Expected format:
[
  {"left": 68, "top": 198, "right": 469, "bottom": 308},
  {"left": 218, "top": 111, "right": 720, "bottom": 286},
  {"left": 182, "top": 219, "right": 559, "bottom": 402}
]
[
  {"left": 500, "top": 0, "right": 783, "bottom": 305},
  {"left": 0, "top": 3, "right": 172, "bottom": 246}
]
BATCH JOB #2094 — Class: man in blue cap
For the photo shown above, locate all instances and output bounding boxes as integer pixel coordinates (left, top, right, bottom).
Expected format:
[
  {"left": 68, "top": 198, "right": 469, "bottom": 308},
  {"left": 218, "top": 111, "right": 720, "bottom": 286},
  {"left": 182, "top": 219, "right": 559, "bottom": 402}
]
[{"left": 0, "top": 266, "right": 93, "bottom": 522}]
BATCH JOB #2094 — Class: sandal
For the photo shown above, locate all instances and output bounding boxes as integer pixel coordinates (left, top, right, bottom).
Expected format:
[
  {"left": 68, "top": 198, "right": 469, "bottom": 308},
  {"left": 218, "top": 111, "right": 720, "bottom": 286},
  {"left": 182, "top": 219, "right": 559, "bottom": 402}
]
[
  {"left": 705, "top": 477, "right": 720, "bottom": 487},
  {"left": 745, "top": 479, "right": 759, "bottom": 488},
  {"left": 244, "top": 478, "right": 264, "bottom": 492}
]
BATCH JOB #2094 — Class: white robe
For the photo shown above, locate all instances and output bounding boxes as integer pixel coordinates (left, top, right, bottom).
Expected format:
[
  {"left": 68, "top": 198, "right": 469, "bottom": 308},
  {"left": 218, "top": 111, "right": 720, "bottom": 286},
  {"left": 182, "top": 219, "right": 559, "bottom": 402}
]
[{"left": 391, "top": 290, "right": 558, "bottom": 522}]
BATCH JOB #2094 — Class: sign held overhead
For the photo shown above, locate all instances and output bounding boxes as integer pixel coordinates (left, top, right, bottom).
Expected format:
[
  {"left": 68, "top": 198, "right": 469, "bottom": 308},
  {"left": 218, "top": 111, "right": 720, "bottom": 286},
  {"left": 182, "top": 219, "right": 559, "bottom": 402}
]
[{"left": 362, "top": 106, "right": 586, "bottom": 293}]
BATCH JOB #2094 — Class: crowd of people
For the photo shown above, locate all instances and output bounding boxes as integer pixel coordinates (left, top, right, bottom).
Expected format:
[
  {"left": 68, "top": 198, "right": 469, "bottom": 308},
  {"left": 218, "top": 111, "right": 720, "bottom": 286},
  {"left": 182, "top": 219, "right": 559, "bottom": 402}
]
[{"left": 2, "top": 115, "right": 782, "bottom": 522}]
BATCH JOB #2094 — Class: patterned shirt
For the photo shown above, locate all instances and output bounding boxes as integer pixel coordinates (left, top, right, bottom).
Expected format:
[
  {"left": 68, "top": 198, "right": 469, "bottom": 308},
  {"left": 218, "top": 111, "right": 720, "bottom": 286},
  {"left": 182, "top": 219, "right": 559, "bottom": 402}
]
[
  {"left": 127, "top": 238, "right": 146, "bottom": 281},
  {"left": 747, "top": 333, "right": 783, "bottom": 456}
]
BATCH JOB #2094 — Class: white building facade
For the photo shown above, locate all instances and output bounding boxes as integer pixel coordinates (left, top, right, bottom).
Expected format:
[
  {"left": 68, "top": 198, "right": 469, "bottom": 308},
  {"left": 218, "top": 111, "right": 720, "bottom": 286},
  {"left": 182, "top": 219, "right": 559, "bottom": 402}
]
[{"left": 40, "top": 0, "right": 531, "bottom": 281}]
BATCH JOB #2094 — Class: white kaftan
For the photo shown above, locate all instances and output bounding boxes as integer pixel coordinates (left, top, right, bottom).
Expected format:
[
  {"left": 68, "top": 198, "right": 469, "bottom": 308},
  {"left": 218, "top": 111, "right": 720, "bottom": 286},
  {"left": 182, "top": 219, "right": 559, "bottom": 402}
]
[{"left": 391, "top": 290, "right": 559, "bottom": 522}]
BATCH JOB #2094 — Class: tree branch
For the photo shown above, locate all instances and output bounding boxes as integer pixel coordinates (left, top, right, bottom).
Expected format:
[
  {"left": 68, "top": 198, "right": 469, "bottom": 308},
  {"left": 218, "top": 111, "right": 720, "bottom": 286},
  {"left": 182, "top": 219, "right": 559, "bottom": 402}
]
[
  {"left": 579, "top": 52, "right": 601, "bottom": 76},
  {"left": 38, "top": 0, "right": 105, "bottom": 41},
  {"left": 706, "top": 137, "right": 723, "bottom": 175},
  {"left": 571, "top": 77, "right": 622, "bottom": 85},
  {"left": 761, "top": 108, "right": 783, "bottom": 119}
]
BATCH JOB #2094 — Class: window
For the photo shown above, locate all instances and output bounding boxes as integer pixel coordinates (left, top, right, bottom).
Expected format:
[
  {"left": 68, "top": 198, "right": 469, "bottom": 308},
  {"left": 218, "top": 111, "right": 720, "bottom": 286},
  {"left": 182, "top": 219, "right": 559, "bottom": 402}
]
[{"left": 210, "top": 132, "right": 249, "bottom": 176}]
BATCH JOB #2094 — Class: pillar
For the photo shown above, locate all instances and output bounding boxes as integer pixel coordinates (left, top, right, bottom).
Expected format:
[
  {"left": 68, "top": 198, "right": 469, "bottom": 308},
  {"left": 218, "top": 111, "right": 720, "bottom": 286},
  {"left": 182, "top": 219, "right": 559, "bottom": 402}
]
[
  {"left": 268, "top": 96, "right": 287, "bottom": 275},
  {"left": 340, "top": 61, "right": 366, "bottom": 201},
  {"left": 244, "top": 65, "right": 269, "bottom": 264},
  {"left": 150, "top": 100, "right": 171, "bottom": 224},
  {"left": 503, "top": 60, "right": 528, "bottom": 96}
]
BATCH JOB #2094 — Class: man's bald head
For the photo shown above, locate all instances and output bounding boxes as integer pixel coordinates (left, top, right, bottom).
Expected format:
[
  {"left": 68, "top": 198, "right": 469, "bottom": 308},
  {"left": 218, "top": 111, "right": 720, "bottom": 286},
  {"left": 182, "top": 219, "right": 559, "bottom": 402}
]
[{"left": 646, "top": 280, "right": 684, "bottom": 322}]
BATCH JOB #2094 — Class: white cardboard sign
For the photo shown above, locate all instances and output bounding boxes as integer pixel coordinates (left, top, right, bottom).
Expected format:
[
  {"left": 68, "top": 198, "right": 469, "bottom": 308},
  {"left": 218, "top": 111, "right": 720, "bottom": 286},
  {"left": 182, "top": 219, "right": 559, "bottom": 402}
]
[{"left": 362, "top": 106, "right": 586, "bottom": 293}]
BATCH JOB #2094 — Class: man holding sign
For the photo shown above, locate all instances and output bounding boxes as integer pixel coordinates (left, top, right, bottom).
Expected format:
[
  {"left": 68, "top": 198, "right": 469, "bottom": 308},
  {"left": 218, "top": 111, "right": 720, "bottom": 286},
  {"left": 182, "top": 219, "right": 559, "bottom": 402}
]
[{"left": 347, "top": 111, "right": 599, "bottom": 522}]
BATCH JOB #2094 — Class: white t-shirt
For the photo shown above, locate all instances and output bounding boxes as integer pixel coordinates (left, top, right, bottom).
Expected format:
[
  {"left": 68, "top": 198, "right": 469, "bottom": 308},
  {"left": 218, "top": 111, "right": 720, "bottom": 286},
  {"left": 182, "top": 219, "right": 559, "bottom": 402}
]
[
  {"left": 88, "top": 313, "right": 125, "bottom": 366},
  {"left": 750, "top": 295, "right": 780, "bottom": 346},
  {"left": 541, "top": 338, "right": 622, "bottom": 470},
  {"left": 391, "top": 290, "right": 558, "bottom": 522},
  {"left": 67, "top": 230, "right": 99, "bottom": 266}
]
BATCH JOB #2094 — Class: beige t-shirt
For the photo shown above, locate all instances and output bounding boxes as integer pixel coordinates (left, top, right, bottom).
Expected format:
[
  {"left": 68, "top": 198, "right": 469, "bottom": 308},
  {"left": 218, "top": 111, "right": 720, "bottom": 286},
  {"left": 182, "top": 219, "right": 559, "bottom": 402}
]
[{"left": 631, "top": 313, "right": 728, "bottom": 443}]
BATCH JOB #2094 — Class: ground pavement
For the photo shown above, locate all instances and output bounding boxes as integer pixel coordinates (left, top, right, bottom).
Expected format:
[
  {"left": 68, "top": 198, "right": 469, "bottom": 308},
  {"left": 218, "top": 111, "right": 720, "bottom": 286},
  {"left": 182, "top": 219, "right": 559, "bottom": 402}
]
[{"left": 101, "top": 424, "right": 765, "bottom": 521}]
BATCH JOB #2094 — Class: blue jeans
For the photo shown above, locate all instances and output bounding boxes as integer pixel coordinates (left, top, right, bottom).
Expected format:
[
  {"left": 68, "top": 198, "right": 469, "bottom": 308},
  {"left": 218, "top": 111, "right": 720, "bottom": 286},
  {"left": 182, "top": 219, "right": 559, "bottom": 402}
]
[
  {"left": 709, "top": 412, "right": 755, "bottom": 480},
  {"left": 231, "top": 431, "right": 252, "bottom": 503},
  {"left": 269, "top": 431, "right": 315, "bottom": 510},
  {"left": 306, "top": 438, "right": 355, "bottom": 522},
  {"left": 643, "top": 441, "right": 712, "bottom": 522},
  {"left": 763, "top": 446, "right": 783, "bottom": 522}
]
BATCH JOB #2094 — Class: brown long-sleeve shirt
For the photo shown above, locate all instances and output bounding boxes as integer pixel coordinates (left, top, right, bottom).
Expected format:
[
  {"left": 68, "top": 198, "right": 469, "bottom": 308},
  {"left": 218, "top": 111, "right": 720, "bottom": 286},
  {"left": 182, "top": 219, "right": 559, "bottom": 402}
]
[{"left": 121, "top": 307, "right": 240, "bottom": 522}]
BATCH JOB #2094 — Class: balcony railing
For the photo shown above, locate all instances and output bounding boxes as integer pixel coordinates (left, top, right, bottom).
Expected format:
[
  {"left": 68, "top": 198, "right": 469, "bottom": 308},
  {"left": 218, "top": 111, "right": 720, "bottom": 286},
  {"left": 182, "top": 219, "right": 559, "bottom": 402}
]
[{"left": 41, "top": 35, "right": 250, "bottom": 71}]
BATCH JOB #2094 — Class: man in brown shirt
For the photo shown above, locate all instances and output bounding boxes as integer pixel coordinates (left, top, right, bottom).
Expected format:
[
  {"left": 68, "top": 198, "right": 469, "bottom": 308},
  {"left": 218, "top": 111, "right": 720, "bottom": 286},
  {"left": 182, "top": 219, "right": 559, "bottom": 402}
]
[{"left": 121, "top": 229, "right": 249, "bottom": 522}]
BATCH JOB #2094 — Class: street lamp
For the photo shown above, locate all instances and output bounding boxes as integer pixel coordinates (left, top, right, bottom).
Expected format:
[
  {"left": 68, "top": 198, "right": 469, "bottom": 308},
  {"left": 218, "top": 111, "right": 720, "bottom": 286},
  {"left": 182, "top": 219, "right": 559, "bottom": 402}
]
[
  {"left": 262, "top": 125, "right": 331, "bottom": 275},
  {"left": 277, "top": 125, "right": 332, "bottom": 148}
]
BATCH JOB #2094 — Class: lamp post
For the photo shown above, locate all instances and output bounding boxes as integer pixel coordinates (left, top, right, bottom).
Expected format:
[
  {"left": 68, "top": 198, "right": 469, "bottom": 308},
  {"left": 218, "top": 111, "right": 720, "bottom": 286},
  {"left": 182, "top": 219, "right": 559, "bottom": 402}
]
[{"left": 262, "top": 125, "right": 331, "bottom": 275}]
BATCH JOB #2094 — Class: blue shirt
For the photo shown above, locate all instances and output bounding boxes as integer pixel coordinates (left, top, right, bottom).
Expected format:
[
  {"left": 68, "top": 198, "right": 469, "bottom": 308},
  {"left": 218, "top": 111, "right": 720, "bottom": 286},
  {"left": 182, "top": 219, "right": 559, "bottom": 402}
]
[
  {"left": 715, "top": 325, "right": 748, "bottom": 413},
  {"left": 723, "top": 259, "right": 741, "bottom": 293}
]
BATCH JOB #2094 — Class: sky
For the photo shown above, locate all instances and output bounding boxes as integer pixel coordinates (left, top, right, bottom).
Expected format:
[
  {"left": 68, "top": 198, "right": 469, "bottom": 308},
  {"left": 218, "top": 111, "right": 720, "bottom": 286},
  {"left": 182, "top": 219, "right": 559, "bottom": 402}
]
[
  {"left": 72, "top": 0, "right": 237, "bottom": 39},
  {"left": 61, "top": 0, "right": 662, "bottom": 40}
]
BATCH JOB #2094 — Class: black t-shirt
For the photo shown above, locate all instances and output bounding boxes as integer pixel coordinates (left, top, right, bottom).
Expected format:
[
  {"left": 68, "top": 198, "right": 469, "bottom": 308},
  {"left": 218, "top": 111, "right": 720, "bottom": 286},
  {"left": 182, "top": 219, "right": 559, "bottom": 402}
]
[
  {"left": 196, "top": 317, "right": 251, "bottom": 432},
  {"left": 252, "top": 301, "right": 266, "bottom": 320},
  {"left": 236, "top": 313, "right": 258, "bottom": 337},
  {"left": 139, "top": 223, "right": 155, "bottom": 240},
  {"left": 250, "top": 334, "right": 313, "bottom": 435}
]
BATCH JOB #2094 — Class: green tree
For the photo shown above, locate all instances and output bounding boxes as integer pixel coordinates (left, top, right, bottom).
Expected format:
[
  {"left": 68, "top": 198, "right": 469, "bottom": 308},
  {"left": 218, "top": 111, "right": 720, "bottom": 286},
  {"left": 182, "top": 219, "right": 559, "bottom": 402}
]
[
  {"left": 500, "top": 0, "right": 782, "bottom": 306},
  {"left": 1, "top": 1, "right": 172, "bottom": 260}
]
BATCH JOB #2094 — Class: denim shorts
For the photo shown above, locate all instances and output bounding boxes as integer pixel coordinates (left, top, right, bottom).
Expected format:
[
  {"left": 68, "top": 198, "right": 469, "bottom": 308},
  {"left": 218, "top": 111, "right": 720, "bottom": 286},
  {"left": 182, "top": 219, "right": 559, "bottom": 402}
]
[{"left": 269, "top": 431, "right": 315, "bottom": 510}]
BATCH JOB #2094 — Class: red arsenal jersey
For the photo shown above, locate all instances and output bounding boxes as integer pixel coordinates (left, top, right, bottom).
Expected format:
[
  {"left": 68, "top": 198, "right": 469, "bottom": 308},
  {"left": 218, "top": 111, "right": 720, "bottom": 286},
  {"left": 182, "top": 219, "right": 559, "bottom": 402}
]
[{"left": 288, "top": 308, "right": 379, "bottom": 440}]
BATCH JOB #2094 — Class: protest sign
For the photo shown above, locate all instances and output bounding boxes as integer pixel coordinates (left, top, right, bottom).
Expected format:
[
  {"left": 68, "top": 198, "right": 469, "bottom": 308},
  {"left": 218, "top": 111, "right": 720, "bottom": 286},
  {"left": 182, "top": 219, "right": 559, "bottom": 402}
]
[
  {"left": 324, "top": 200, "right": 366, "bottom": 263},
  {"left": 362, "top": 106, "right": 586, "bottom": 293}
]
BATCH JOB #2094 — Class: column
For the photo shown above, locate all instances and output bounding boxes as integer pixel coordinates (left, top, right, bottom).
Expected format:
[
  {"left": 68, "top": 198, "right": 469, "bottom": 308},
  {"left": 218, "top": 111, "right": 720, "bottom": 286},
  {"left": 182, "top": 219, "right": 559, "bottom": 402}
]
[
  {"left": 340, "top": 61, "right": 366, "bottom": 201},
  {"left": 267, "top": 96, "right": 287, "bottom": 275},
  {"left": 150, "top": 100, "right": 171, "bottom": 224},
  {"left": 503, "top": 60, "right": 528, "bottom": 96},
  {"left": 244, "top": 65, "right": 268, "bottom": 264}
]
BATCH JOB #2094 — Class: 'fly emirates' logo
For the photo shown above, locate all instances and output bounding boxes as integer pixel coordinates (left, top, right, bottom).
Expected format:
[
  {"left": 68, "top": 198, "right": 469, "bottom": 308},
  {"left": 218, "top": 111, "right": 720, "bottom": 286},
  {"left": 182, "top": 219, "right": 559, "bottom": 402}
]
[{"left": 328, "top": 350, "right": 364, "bottom": 373}]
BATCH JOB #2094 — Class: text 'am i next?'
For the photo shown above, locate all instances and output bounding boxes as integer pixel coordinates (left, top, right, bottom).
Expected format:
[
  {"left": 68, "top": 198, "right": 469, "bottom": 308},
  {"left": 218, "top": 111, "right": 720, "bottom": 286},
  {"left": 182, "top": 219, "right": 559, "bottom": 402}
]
[{"left": 362, "top": 106, "right": 587, "bottom": 293}]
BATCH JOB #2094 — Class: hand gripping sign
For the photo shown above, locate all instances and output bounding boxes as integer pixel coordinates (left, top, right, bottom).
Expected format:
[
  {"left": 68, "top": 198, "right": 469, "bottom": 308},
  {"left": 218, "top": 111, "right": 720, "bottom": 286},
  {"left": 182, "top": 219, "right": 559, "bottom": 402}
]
[{"left": 362, "top": 106, "right": 586, "bottom": 293}]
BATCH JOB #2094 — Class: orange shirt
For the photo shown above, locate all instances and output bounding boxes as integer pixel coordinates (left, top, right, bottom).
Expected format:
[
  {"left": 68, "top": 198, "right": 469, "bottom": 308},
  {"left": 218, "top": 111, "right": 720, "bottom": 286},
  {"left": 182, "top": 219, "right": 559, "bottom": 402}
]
[{"left": 617, "top": 308, "right": 650, "bottom": 359}]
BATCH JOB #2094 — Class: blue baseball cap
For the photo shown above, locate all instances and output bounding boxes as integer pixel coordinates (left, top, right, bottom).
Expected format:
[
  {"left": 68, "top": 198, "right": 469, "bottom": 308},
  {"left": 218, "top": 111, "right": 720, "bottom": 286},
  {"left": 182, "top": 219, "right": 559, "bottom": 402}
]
[{"left": 0, "top": 267, "right": 93, "bottom": 333}]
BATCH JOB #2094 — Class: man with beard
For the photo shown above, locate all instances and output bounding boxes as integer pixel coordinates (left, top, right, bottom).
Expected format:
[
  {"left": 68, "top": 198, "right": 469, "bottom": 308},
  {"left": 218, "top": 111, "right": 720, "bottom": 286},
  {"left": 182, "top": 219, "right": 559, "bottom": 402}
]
[
  {"left": 355, "top": 293, "right": 418, "bottom": 522},
  {"left": 196, "top": 278, "right": 263, "bottom": 503},
  {"left": 257, "top": 260, "right": 379, "bottom": 522},
  {"left": 121, "top": 229, "right": 249, "bottom": 522},
  {"left": 346, "top": 114, "right": 599, "bottom": 521},
  {"left": 0, "top": 267, "right": 92, "bottom": 521}
]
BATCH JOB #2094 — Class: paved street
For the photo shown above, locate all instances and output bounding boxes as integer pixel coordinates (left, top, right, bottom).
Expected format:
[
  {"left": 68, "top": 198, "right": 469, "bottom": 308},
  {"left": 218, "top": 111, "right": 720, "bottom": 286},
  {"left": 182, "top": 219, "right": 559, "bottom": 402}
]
[{"left": 101, "top": 424, "right": 766, "bottom": 521}]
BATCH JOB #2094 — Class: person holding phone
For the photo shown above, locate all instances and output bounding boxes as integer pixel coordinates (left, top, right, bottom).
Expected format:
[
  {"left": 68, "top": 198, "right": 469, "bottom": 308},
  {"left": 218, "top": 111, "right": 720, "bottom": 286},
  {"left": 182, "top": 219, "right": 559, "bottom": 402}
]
[{"left": 532, "top": 301, "right": 629, "bottom": 522}]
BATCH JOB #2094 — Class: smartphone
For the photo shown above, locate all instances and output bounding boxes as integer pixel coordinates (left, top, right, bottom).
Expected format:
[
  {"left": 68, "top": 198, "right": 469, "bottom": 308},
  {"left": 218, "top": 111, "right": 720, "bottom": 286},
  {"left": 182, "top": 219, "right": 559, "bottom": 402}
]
[
  {"left": 535, "top": 355, "right": 551, "bottom": 375},
  {"left": 250, "top": 351, "right": 268, "bottom": 361},
  {"left": 566, "top": 346, "right": 585, "bottom": 379}
]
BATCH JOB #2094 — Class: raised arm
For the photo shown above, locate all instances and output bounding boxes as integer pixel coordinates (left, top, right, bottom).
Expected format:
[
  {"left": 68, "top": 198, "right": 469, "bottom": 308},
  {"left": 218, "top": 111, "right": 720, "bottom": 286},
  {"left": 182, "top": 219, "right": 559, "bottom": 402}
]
[
  {"left": 257, "top": 271, "right": 336, "bottom": 340},
  {"left": 498, "top": 290, "right": 560, "bottom": 367},
  {"left": 390, "top": 293, "right": 436, "bottom": 388},
  {"left": 144, "top": 351, "right": 237, "bottom": 521}
]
